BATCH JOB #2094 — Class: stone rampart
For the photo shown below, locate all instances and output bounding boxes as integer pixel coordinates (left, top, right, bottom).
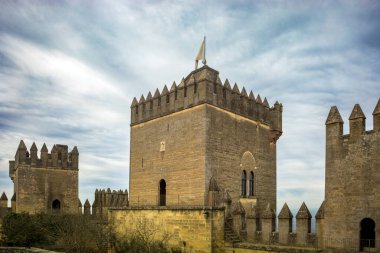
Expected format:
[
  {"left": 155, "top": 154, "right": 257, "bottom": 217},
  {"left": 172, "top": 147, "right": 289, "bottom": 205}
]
[{"left": 109, "top": 206, "right": 225, "bottom": 253}]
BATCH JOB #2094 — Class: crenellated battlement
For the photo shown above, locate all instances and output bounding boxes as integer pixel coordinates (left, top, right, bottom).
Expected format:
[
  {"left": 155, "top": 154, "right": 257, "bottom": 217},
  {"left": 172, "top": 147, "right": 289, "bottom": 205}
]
[
  {"left": 325, "top": 99, "right": 380, "bottom": 143},
  {"left": 9, "top": 140, "right": 79, "bottom": 180},
  {"left": 130, "top": 65, "right": 282, "bottom": 141},
  {"left": 91, "top": 188, "right": 129, "bottom": 219}
]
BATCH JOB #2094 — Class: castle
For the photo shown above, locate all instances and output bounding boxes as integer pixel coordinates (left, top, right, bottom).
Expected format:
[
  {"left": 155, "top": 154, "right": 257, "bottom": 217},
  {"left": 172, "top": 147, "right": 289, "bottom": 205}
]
[
  {"left": 1, "top": 64, "right": 379, "bottom": 253},
  {"left": 111, "top": 65, "right": 380, "bottom": 252}
]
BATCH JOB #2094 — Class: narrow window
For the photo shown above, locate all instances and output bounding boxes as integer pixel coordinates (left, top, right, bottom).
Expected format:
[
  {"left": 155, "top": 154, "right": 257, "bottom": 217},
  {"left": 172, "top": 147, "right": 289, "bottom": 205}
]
[
  {"left": 194, "top": 83, "right": 197, "bottom": 93},
  {"left": 150, "top": 101, "right": 153, "bottom": 110},
  {"left": 159, "top": 179, "right": 166, "bottom": 206},
  {"left": 143, "top": 103, "right": 145, "bottom": 112},
  {"left": 136, "top": 105, "right": 139, "bottom": 114},
  {"left": 241, "top": 170, "right": 247, "bottom": 196},
  {"left": 249, "top": 171, "right": 254, "bottom": 196},
  {"left": 214, "top": 83, "right": 217, "bottom": 93},
  {"left": 166, "top": 94, "right": 170, "bottom": 103},
  {"left": 158, "top": 97, "right": 161, "bottom": 107},
  {"left": 175, "top": 89, "right": 177, "bottom": 100},
  {"left": 223, "top": 88, "right": 226, "bottom": 99},
  {"left": 184, "top": 86, "right": 187, "bottom": 97}
]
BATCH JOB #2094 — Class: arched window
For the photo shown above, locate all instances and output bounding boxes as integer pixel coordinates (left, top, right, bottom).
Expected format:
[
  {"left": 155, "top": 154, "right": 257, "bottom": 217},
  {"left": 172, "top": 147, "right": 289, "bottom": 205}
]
[
  {"left": 159, "top": 179, "right": 166, "bottom": 206},
  {"left": 241, "top": 170, "right": 247, "bottom": 196},
  {"left": 360, "top": 218, "right": 376, "bottom": 251},
  {"left": 249, "top": 171, "right": 254, "bottom": 196},
  {"left": 52, "top": 199, "right": 61, "bottom": 211}
]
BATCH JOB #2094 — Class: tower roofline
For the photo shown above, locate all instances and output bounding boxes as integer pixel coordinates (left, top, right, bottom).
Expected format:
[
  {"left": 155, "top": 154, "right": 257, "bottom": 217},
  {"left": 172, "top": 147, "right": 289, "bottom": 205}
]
[{"left": 130, "top": 66, "right": 283, "bottom": 137}]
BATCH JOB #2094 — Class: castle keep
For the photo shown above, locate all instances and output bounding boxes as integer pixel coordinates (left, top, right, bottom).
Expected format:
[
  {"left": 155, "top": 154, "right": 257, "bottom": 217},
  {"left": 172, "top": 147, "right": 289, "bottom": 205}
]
[
  {"left": 109, "top": 65, "right": 283, "bottom": 252},
  {"left": 8, "top": 141, "right": 79, "bottom": 214},
  {"left": 129, "top": 65, "right": 282, "bottom": 213}
]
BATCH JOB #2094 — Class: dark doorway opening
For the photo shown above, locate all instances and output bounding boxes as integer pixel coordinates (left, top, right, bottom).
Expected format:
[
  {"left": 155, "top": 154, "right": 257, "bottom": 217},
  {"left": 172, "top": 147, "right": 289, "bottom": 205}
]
[
  {"left": 360, "top": 218, "right": 375, "bottom": 251},
  {"left": 52, "top": 199, "right": 61, "bottom": 211},
  {"left": 159, "top": 179, "right": 166, "bottom": 206}
]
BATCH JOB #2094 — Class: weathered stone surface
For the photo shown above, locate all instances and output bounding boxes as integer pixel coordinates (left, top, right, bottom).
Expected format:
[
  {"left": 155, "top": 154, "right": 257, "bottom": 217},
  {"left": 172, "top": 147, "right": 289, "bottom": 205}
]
[
  {"left": 109, "top": 207, "right": 225, "bottom": 253},
  {"left": 322, "top": 101, "right": 380, "bottom": 250},
  {"left": 8, "top": 141, "right": 79, "bottom": 214},
  {"left": 130, "top": 66, "right": 281, "bottom": 212}
]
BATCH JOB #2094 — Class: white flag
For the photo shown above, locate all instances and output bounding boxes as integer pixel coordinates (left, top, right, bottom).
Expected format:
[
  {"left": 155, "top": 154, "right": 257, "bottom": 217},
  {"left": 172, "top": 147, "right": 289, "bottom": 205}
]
[{"left": 195, "top": 37, "right": 206, "bottom": 69}]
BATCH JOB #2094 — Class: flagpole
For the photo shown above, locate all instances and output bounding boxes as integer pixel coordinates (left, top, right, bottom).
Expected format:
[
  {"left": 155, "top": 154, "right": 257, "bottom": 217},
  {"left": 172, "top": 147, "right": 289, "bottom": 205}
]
[{"left": 203, "top": 36, "right": 207, "bottom": 65}]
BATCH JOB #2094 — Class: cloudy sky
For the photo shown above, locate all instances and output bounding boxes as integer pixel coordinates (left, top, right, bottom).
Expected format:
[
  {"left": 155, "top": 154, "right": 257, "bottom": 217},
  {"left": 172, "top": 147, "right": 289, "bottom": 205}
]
[{"left": 0, "top": 0, "right": 379, "bottom": 215}]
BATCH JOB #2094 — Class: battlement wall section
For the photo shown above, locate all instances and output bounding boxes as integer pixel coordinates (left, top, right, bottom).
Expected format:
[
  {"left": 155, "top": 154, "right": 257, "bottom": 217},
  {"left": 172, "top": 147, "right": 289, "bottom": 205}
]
[
  {"left": 326, "top": 100, "right": 380, "bottom": 142},
  {"left": 91, "top": 188, "right": 129, "bottom": 220},
  {"left": 130, "top": 65, "right": 282, "bottom": 135},
  {"left": 9, "top": 141, "right": 79, "bottom": 181}
]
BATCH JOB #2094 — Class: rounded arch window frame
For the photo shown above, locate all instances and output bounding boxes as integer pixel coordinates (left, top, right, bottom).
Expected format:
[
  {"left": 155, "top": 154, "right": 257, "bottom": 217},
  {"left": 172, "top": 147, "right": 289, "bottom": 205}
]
[{"left": 240, "top": 151, "right": 257, "bottom": 198}]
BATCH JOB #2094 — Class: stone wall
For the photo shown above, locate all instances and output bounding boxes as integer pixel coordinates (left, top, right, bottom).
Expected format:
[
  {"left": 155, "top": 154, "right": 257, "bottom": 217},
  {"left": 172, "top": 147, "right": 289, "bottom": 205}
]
[
  {"left": 129, "top": 105, "right": 207, "bottom": 206},
  {"left": 109, "top": 207, "right": 225, "bottom": 253},
  {"left": 14, "top": 165, "right": 78, "bottom": 214},
  {"left": 323, "top": 101, "right": 380, "bottom": 251},
  {"left": 9, "top": 141, "right": 79, "bottom": 214},
  {"left": 205, "top": 104, "right": 277, "bottom": 213}
]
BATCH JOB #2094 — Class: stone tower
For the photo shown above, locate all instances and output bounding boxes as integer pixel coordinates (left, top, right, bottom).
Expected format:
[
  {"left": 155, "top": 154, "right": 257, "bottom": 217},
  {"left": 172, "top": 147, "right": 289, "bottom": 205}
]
[
  {"left": 129, "top": 65, "right": 282, "bottom": 216},
  {"left": 9, "top": 141, "right": 79, "bottom": 214},
  {"left": 322, "top": 100, "right": 380, "bottom": 251}
]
